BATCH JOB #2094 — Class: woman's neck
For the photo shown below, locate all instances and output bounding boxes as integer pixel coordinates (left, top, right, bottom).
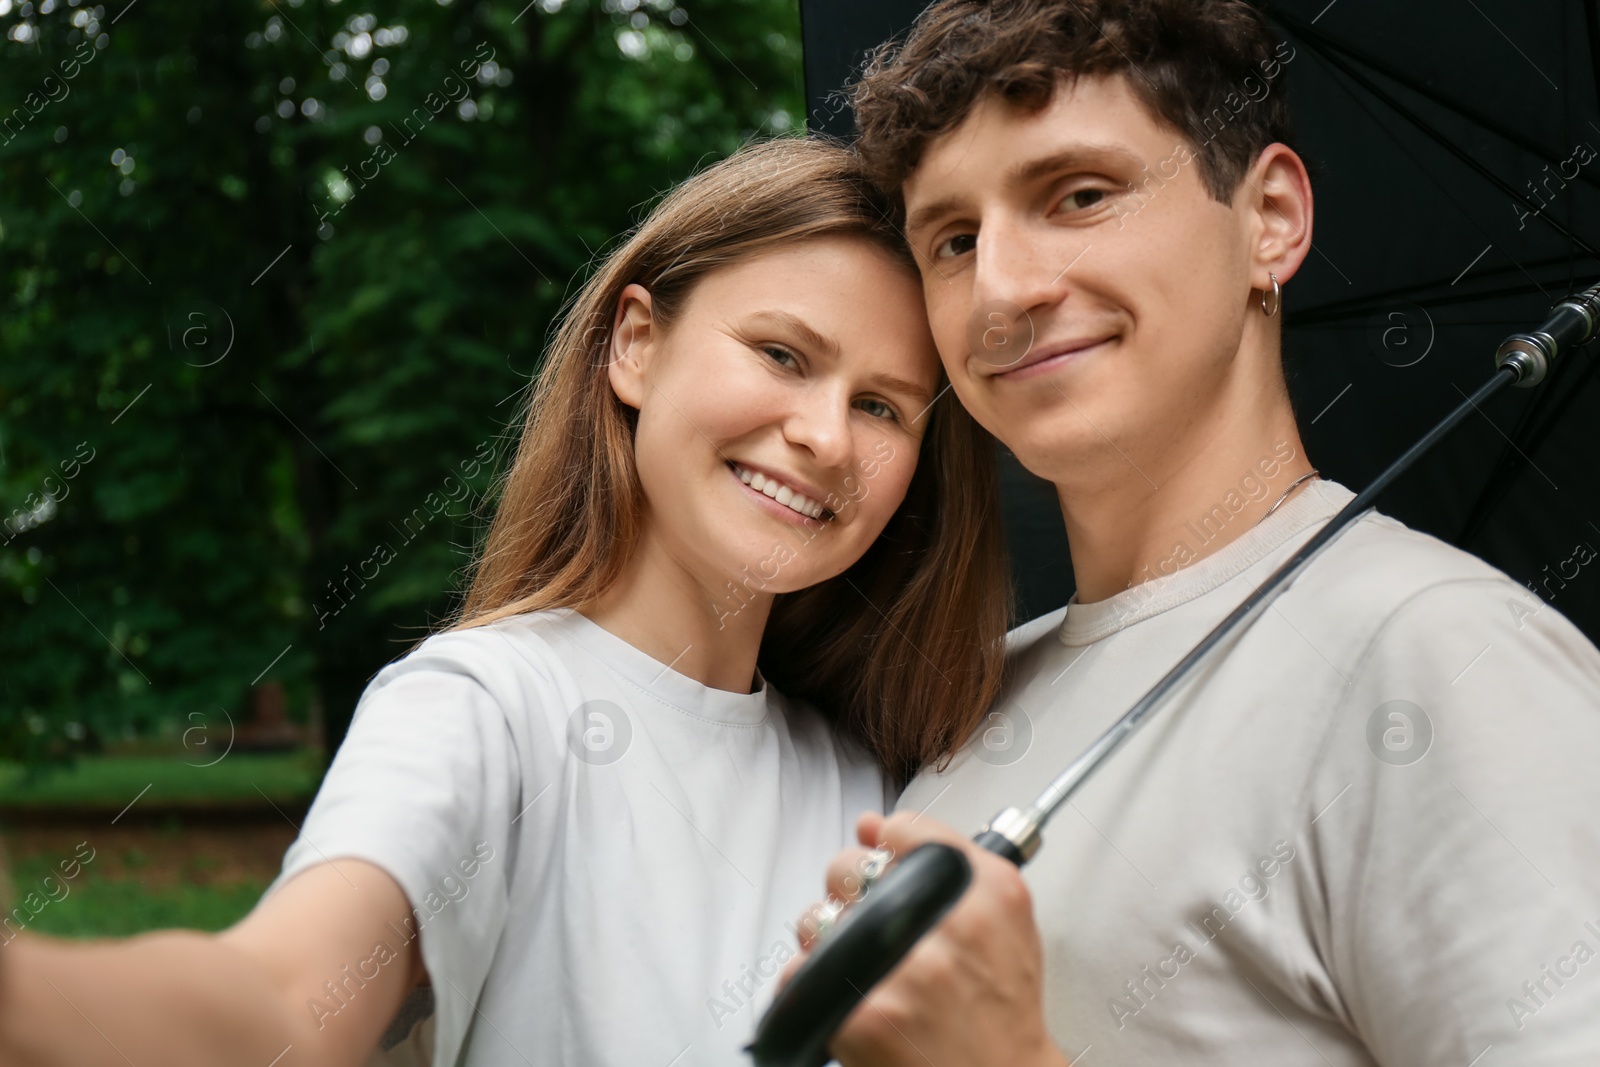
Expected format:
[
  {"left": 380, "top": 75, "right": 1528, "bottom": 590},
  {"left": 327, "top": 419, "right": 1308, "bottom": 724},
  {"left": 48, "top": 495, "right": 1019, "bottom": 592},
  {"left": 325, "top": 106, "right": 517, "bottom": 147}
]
[{"left": 579, "top": 530, "right": 773, "bottom": 694}]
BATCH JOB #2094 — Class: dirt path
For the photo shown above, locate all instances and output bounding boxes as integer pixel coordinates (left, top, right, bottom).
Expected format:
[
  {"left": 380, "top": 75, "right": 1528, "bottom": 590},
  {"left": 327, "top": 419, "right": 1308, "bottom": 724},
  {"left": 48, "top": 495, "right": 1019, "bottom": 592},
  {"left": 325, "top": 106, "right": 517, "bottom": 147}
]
[{"left": 3, "top": 822, "right": 297, "bottom": 888}]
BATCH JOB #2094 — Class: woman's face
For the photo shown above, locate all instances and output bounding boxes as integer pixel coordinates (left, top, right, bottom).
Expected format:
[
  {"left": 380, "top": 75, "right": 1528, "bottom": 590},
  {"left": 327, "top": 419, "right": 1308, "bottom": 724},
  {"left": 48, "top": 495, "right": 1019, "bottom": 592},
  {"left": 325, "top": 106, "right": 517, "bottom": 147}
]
[{"left": 608, "top": 235, "right": 940, "bottom": 619}]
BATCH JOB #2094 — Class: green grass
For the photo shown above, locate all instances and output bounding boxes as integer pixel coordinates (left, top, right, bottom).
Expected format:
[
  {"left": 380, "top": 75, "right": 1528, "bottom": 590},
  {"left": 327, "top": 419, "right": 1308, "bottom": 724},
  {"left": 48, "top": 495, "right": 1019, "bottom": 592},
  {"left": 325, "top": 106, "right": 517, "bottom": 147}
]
[
  {"left": 4, "top": 855, "right": 267, "bottom": 937},
  {"left": 0, "top": 750, "right": 323, "bottom": 809},
  {"left": 0, "top": 752, "right": 319, "bottom": 936}
]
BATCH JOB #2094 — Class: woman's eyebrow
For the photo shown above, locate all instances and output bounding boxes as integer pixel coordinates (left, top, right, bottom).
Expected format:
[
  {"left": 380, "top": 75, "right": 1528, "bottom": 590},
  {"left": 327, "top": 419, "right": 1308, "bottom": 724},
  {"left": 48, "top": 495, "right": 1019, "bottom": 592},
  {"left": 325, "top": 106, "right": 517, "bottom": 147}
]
[
  {"left": 745, "top": 309, "right": 838, "bottom": 357},
  {"left": 744, "top": 310, "right": 932, "bottom": 404},
  {"left": 866, "top": 371, "right": 934, "bottom": 406}
]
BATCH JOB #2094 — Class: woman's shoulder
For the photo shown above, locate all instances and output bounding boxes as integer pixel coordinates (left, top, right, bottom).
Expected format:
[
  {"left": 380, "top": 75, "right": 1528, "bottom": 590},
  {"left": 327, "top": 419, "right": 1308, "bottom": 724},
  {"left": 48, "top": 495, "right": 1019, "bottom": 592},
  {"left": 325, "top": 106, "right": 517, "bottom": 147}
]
[{"left": 366, "top": 608, "right": 583, "bottom": 702}]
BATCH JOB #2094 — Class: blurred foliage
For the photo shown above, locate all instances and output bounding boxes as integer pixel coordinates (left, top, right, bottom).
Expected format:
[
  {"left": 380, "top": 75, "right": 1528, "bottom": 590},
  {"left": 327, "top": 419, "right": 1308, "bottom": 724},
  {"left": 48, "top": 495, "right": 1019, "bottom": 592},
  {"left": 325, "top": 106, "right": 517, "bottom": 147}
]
[{"left": 0, "top": 0, "right": 804, "bottom": 766}]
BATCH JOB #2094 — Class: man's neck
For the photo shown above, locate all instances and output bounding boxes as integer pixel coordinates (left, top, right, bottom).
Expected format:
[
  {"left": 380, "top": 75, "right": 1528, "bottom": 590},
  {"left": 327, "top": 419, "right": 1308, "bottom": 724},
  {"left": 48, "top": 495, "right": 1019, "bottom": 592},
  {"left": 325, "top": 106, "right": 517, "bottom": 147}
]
[{"left": 1056, "top": 402, "right": 1313, "bottom": 606}]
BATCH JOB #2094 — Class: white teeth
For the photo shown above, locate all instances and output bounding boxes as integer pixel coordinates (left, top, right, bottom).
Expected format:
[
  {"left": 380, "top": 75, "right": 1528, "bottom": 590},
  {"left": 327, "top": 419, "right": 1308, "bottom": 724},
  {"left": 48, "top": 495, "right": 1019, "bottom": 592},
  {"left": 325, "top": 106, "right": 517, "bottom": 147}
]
[{"left": 732, "top": 463, "right": 828, "bottom": 521}]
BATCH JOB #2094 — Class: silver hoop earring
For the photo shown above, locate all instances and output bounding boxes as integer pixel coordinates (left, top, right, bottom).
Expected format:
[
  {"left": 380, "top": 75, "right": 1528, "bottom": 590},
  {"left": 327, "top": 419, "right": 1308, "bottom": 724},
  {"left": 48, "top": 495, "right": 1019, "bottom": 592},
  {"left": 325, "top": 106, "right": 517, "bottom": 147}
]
[{"left": 1260, "top": 273, "right": 1281, "bottom": 318}]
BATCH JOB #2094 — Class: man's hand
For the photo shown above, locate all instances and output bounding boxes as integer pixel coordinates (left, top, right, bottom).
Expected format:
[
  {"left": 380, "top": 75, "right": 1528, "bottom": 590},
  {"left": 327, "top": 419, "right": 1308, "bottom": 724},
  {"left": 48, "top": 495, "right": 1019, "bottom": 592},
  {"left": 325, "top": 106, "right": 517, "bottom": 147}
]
[{"left": 782, "top": 810, "right": 1072, "bottom": 1067}]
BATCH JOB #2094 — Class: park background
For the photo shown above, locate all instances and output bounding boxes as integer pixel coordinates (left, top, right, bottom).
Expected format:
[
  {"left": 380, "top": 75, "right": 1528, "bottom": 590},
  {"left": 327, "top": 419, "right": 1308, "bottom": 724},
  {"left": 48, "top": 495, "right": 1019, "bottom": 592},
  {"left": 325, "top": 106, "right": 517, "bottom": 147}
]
[{"left": 0, "top": 0, "right": 809, "bottom": 935}]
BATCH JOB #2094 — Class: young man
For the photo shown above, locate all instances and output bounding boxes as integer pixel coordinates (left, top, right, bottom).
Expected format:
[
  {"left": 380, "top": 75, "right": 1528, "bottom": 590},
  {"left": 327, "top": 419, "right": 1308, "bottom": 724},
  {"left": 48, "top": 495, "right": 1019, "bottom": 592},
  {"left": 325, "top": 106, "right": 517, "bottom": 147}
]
[{"left": 793, "top": 1, "right": 1600, "bottom": 1064}]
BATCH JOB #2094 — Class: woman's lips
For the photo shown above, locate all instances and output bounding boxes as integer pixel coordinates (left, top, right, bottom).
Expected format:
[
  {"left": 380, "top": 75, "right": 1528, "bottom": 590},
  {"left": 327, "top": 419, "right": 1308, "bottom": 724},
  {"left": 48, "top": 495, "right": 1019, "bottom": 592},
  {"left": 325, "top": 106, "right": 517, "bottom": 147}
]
[{"left": 728, "top": 462, "right": 830, "bottom": 528}]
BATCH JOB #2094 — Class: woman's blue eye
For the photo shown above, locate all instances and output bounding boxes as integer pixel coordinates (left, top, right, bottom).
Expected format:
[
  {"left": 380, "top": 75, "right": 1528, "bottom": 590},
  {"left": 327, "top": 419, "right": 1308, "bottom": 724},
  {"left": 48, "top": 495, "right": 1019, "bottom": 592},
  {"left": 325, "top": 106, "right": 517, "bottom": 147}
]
[
  {"left": 762, "top": 345, "right": 798, "bottom": 367},
  {"left": 857, "top": 398, "right": 898, "bottom": 422}
]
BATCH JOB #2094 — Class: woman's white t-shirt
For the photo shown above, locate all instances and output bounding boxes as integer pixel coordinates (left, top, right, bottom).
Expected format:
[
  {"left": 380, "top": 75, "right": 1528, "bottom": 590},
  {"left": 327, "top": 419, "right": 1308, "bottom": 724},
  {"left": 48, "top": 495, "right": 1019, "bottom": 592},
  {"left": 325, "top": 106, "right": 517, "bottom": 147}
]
[{"left": 263, "top": 608, "right": 894, "bottom": 1067}]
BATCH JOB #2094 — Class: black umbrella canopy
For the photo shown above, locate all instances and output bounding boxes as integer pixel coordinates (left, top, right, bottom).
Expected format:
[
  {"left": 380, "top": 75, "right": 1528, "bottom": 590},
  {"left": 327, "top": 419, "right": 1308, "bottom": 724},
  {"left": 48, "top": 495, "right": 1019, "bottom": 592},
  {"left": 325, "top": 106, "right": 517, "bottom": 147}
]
[{"left": 801, "top": 0, "right": 1600, "bottom": 644}]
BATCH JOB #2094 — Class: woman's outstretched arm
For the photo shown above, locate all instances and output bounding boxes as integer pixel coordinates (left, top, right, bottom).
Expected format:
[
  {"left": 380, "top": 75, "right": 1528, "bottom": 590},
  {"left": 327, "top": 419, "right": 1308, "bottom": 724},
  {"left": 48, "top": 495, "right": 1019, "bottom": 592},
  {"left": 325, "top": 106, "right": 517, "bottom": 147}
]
[{"left": 0, "top": 858, "right": 423, "bottom": 1067}]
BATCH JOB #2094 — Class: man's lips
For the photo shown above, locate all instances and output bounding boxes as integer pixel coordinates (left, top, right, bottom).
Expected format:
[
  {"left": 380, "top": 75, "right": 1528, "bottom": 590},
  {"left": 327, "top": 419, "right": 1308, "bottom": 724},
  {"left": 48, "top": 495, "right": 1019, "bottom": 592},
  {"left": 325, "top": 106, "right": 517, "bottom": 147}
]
[{"left": 989, "top": 336, "right": 1115, "bottom": 380}]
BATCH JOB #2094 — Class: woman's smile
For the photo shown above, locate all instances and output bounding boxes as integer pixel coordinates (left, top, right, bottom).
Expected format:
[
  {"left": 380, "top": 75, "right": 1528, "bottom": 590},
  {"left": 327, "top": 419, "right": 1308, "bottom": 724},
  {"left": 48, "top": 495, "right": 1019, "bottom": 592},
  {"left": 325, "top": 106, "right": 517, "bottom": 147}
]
[{"left": 727, "top": 460, "right": 833, "bottom": 523}]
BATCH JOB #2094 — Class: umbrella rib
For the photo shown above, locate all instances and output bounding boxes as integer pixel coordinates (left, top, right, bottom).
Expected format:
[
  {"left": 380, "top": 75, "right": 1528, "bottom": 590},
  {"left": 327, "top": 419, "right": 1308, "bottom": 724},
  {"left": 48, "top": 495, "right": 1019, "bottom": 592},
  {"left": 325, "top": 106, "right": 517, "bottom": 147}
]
[
  {"left": 1587, "top": 1, "right": 1600, "bottom": 117},
  {"left": 1456, "top": 347, "right": 1600, "bottom": 547},
  {"left": 1453, "top": 0, "right": 1600, "bottom": 563},
  {"left": 1292, "top": 43, "right": 1556, "bottom": 293},
  {"left": 1285, "top": 262, "right": 1592, "bottom": 325},
  {"left": 1275, "top": 11, "right": 1600, "bottom": 197},
  {"left": 1289, "top": 49, "right": 1562, "bottom": 307},
  {"left": 1275, "top": 8, "right": 1600, "bottom": 554},
  {"left": 1285, "top": 18, "right": 1600, "bottom": 261}
]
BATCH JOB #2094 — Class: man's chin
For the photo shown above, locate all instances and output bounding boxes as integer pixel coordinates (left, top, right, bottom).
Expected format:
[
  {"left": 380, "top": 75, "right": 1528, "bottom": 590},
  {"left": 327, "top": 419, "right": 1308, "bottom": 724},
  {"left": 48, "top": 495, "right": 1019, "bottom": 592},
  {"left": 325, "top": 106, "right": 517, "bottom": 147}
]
[
  {"left": 1002, "top": 418, "right": 1133, "bottom": 488},
  {"left": 946, "top": 375, "right": 1135, "bottom": 482}
]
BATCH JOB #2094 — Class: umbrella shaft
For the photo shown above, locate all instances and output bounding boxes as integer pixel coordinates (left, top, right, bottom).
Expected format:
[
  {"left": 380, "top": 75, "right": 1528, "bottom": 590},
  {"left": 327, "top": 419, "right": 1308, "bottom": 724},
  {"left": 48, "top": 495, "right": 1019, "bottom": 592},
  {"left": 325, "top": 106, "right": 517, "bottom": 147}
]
[{"left": 1023, "top": 363, "right": 1519, "bottom": 832}]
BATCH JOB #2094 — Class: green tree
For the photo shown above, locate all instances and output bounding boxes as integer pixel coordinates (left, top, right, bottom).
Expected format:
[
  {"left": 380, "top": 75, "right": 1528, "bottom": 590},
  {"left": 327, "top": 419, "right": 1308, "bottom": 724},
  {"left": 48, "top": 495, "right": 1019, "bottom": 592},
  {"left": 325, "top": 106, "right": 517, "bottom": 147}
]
[{"left": 0, "top": 0, "right": 803, "bottom": 766}]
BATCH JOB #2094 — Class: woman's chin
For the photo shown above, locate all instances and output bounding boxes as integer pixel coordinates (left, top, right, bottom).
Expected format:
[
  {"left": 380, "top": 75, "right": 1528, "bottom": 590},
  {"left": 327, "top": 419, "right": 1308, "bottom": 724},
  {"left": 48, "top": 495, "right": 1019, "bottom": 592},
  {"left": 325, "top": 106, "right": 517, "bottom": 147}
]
[{"left": 703, "top": 544, "right": 831, "bottom": 599}]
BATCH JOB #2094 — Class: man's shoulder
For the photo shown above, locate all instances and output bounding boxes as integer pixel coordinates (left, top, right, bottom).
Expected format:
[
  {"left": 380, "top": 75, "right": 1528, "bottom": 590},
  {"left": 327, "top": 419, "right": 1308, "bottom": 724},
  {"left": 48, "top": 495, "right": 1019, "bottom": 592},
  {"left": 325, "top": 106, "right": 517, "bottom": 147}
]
[
  {"left": 1320, "top": 508, "right": 1515, "bottom": 596},
  {"left": 1002, "top": 508, "right": 1593, "bottom": 681},
  {"left": 1302, "top": 508, "right": 1551, "bottom": 641},
  {"left": 1262, "top": 509, "right": 1600, "bottom": 712}
]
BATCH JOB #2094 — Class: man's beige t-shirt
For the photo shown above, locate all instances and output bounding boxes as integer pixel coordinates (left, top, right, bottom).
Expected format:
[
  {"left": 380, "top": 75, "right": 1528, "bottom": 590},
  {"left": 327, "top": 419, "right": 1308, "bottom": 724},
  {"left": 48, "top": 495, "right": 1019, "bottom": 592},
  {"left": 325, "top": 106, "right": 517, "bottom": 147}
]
[{"left": 899, "top": 478, "right": 1600, "bottom": 1065}]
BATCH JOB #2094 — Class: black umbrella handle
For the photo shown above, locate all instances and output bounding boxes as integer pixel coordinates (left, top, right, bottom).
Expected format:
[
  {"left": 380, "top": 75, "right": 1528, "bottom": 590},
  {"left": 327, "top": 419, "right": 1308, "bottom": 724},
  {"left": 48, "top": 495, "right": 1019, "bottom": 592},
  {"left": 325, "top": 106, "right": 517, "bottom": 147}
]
[{"left": 746, "top": 832, "right": 1028, "bottom": 1067}]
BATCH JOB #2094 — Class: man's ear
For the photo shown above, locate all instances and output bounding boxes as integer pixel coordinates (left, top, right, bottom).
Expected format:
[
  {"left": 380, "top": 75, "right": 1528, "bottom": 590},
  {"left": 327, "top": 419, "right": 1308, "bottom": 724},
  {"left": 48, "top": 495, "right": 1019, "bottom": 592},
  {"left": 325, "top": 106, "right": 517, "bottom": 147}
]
[
  {"left": 1244, "top": 143, "right": 1313, "bottom": 290},
  {"left": 608, "top": 282, "right": 656, "bottom": 411}
]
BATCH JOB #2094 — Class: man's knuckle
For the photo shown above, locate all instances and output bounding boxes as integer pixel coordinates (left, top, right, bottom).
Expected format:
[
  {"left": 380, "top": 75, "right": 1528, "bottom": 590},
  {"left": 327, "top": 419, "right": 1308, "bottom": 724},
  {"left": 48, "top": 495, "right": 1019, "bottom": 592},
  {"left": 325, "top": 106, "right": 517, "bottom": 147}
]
[
  {"left": 870, "top": 990, "right": 915, "bottom": 1034},
  {"left": 902, "top": 938, "right": 958, "bottom": 993},
  {"left": 987, "top": 864, "right": 1033, "bottom": 910},
  {"left": 1006, "top": 876, "right": 1034, "bottom": 911}
]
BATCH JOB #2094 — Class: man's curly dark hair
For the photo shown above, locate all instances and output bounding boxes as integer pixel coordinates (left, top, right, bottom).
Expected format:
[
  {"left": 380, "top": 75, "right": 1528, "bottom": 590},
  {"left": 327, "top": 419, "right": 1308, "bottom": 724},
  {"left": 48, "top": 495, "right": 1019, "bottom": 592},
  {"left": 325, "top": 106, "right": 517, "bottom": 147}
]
[{"left": 850, "top": 0, "right": 1299, "bottom": 207}]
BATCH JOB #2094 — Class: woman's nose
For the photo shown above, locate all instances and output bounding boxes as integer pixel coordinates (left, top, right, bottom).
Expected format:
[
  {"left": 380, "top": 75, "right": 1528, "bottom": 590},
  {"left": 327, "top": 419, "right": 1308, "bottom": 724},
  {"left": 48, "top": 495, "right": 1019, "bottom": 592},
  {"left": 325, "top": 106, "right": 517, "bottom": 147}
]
[{"left": 783, "top": 388, "right": 854, "bottom": 470}]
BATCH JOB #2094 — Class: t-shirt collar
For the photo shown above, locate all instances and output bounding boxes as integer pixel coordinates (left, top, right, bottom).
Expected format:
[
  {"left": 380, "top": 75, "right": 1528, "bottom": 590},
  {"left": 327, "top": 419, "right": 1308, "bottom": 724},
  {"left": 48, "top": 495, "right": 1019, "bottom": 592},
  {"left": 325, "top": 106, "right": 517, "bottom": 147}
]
[
  {"left": 554, "top": 608, "right": 773, "bottom": 725},
  {"left": 1059, "top": 478, "right": 1357, "bottom": 647}
]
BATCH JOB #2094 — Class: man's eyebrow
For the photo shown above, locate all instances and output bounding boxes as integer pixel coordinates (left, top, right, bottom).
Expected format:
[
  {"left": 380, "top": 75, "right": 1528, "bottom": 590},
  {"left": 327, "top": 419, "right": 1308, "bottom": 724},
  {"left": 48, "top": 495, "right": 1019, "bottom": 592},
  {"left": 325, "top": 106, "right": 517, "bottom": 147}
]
[
  {"left": 1006, "top": 143, "right": 1147, "bottom": 189},
  {"left": 904, "top": 193, "right": 970, "bottom": 243},
  {"left": 904, "top": 142, "right": 1150, "bottom": 239}
]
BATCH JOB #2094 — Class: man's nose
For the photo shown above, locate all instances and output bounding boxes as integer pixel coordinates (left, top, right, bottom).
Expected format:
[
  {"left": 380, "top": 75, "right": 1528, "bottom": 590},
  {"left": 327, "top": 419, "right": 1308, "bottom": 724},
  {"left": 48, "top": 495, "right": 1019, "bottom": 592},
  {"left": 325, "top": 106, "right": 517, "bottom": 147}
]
[{"left": 971, "top": 214, "right": 1070, "bottom": 321}]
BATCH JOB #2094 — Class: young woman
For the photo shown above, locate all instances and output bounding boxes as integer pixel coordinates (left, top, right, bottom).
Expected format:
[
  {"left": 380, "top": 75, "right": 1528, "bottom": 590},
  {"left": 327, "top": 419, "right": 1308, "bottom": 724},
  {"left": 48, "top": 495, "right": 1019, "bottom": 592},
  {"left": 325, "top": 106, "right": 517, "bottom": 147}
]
[{"left": 0, "top": 137, "right": 1011, "bottom": 1067}]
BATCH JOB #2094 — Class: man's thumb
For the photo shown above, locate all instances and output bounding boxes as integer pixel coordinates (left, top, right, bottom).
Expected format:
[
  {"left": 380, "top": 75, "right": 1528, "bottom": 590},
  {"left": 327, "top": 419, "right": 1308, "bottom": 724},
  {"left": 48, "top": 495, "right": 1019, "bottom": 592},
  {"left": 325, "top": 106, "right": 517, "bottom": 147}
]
[{"left": 856, "top": 810, "right": 886, "bottom": 848}]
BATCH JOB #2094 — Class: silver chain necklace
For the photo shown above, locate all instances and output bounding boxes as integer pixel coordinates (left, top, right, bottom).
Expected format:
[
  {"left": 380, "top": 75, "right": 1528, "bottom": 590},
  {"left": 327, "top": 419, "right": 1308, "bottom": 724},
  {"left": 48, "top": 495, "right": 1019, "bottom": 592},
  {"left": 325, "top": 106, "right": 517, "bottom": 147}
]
[{"left": 1256, "top": 469, "right": 1321, "bottom": 526}]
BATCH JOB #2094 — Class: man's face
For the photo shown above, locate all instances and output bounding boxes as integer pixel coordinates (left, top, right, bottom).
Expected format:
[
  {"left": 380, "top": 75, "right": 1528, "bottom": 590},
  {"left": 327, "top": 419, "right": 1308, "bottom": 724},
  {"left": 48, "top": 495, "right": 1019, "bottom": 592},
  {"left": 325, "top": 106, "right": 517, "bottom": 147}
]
[{"left": 902, "top": 73, "right": 1259, "bottom": 485}]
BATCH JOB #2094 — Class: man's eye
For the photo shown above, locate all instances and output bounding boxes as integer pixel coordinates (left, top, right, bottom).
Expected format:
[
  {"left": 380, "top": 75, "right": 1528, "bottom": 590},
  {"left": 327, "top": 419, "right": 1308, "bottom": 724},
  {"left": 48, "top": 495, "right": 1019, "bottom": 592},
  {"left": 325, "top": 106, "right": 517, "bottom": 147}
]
[
  {"left": 856, "top": 398, "right": 898, "bottom": 422},
  {"left": 1060, "top": 188, "right": 1108, "bottom": 212},
  {"left": 935, "top": 233, "right": 976, "bottom": 259}
]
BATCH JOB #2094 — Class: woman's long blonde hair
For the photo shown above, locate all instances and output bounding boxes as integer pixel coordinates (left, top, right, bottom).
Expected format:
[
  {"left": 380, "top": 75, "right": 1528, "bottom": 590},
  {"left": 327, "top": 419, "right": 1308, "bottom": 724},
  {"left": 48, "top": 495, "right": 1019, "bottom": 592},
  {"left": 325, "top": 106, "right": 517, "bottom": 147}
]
[{"left": 445, "top": 137, "right": 1011, "bottom": 786}]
